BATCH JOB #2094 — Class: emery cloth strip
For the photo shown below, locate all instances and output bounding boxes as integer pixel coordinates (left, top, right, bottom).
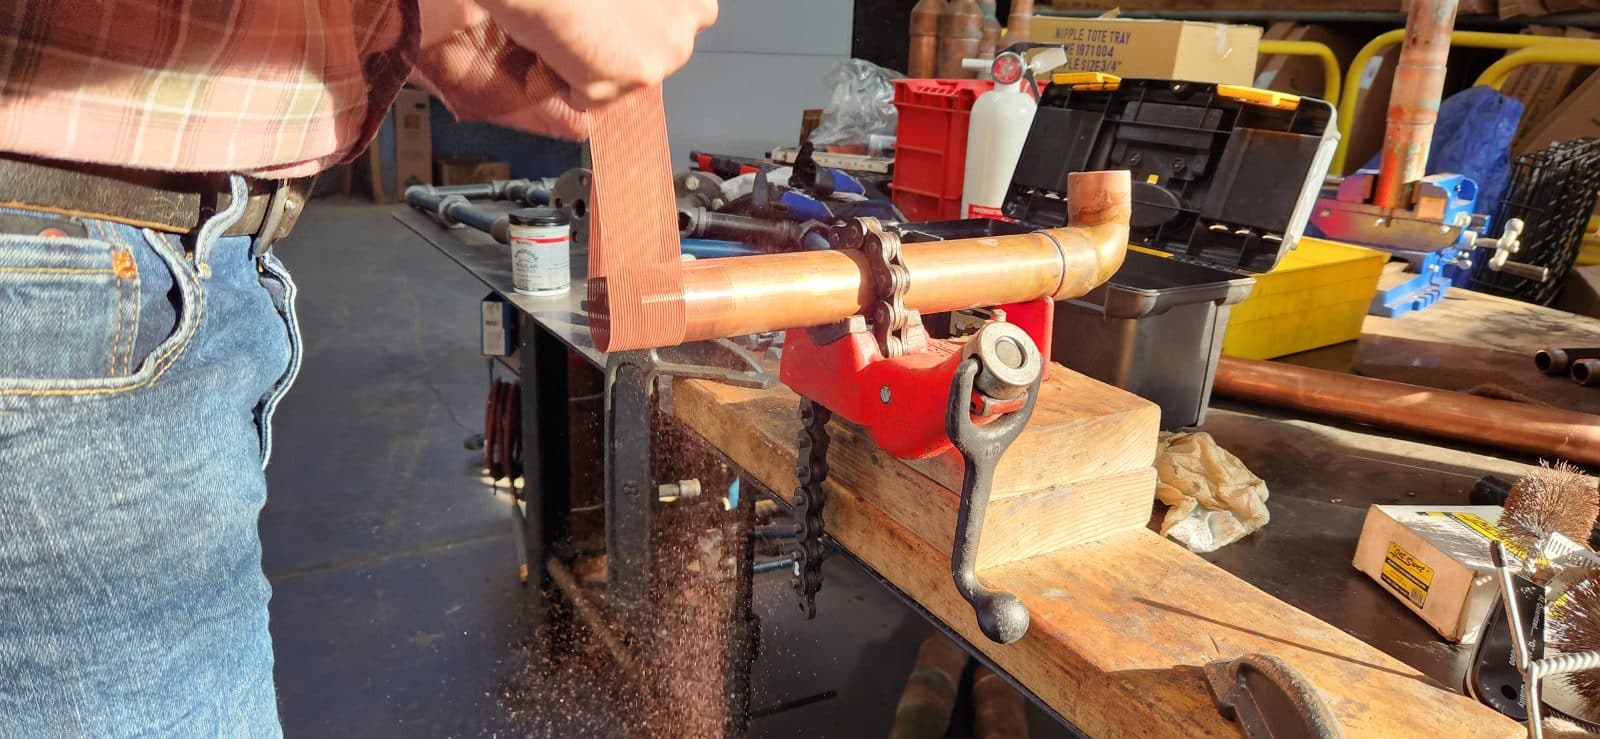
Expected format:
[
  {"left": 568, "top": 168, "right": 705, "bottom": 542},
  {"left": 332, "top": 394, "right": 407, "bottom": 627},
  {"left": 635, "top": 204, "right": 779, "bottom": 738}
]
[{"left": 585, "top": 85, "right": 687, "bottom": 352}]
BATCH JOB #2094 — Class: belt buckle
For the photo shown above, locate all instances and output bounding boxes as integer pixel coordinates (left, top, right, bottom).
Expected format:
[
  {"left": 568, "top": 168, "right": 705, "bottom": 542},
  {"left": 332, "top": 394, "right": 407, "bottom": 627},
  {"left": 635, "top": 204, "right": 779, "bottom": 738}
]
[{"left": 251, "top": 180, "right": 292, "bottom": 257}]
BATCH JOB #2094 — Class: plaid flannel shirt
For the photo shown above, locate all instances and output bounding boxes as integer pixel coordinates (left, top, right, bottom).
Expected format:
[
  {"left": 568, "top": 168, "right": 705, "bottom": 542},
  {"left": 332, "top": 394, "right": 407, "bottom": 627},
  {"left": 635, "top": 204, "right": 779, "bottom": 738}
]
[{"left": 0, "top": 0, "right": 578, "bottom": 177}]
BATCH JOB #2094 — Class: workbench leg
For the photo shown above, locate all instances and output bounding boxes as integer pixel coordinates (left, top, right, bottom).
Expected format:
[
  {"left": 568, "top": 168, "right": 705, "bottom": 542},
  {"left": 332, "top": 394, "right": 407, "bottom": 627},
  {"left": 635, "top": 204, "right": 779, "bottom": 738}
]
[
  {"left": 520, "top": 315, "right": 572, "bottom": 627},
  {"left": 604, "top": 351, "right": 655, "bottom": 638}
]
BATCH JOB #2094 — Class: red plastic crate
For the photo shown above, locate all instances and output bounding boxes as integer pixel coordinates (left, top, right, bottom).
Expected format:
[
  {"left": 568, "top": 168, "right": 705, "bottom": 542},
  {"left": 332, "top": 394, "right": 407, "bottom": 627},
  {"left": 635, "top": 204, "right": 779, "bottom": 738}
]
[{"left": 891, "top": 79, "right": 994, "bottom": 221}]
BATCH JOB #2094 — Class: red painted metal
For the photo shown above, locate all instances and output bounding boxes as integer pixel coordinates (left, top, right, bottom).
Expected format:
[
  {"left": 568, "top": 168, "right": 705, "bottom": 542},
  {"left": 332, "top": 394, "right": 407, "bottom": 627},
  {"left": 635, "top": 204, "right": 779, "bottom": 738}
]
[{"left": 778, "top": 299, "right": 1052, "bottom": 461}]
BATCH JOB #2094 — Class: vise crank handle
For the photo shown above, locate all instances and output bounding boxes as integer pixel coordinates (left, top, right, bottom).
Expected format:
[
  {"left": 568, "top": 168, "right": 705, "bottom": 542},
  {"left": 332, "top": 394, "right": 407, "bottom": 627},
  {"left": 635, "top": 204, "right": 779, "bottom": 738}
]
[{"left": 946, "top": 336, "right": 1042, "bottom": 645}]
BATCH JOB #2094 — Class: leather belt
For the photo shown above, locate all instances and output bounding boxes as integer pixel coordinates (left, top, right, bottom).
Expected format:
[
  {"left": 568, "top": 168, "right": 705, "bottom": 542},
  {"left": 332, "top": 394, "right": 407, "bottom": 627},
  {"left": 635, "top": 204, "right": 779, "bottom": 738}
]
[{"left": 0, "top": 153, "right": 311, "bottom": 250}]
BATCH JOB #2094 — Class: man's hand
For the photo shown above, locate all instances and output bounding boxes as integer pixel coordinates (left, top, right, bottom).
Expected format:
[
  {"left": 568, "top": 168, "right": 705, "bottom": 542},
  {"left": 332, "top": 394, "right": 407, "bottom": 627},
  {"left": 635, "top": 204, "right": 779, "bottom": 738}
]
[{"left": 476, "top": 0, "right": 718, "bottom": 109}]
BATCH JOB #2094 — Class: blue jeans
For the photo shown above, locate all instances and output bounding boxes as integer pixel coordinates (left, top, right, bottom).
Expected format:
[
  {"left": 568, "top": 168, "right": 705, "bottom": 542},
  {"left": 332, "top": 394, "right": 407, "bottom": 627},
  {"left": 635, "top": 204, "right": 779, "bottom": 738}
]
[{"left": 0, "top": 177, "right": 298, "bottom": 736}]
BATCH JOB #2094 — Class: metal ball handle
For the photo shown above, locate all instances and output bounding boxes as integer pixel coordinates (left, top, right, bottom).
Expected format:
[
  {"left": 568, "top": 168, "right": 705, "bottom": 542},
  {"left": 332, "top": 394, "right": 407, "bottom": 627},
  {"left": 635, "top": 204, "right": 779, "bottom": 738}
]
[{"left": 945, "top": 351, "right": 1042, "bottom": 645}]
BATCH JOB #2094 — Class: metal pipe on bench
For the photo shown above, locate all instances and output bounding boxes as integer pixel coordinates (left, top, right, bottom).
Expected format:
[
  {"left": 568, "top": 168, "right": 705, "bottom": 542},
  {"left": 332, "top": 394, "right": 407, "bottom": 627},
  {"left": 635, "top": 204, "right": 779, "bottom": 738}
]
[
  {"left": 404, "top": 185, "right": 511, "bottom": 244},
  {"left": 427, "top": 178, "right": 555, "bottom": 205},
  {"left": 1213, "top": 355, "right": 1600, "bottom": 465}
]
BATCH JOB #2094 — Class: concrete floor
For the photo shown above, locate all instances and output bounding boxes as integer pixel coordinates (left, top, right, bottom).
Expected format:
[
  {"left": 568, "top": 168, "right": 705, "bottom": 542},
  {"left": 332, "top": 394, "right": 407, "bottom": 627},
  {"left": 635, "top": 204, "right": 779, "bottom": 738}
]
[{"left": 263, "top": 197, "right": 1073, "bottom": 737}]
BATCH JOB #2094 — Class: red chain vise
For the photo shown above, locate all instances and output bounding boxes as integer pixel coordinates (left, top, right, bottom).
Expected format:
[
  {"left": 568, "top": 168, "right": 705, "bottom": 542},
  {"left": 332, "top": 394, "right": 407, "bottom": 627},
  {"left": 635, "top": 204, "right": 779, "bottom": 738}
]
[{"left": 778, "top": 298, "right": 1052, "bottom": 461}]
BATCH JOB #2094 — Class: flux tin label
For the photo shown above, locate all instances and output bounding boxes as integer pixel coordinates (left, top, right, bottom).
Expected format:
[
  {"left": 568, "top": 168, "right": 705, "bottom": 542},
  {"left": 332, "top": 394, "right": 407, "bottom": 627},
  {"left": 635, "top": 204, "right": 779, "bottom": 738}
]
[{"left": 507, "top": 207, "right": 570, "bottom": 296}]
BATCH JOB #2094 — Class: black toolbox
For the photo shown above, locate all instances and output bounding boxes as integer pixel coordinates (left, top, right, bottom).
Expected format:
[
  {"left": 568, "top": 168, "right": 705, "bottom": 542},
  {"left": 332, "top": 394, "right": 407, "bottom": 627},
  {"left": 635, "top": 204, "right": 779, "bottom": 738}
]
[{"left": 896, "top": 76, "right": 1337, "bottom": 428}]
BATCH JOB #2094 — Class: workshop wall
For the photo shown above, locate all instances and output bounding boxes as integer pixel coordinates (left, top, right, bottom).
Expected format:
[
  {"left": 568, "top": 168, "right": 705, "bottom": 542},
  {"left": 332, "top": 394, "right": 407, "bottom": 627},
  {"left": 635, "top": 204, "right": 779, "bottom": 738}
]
[
  {"left": 427, "top": 111, "right": 583, "bottom": 180},
  {"left": 662, "top": 0, "right": 853, "bottom": 165},
  {"left": 371, "top": 103, "right": 583, "bottom": 188}
]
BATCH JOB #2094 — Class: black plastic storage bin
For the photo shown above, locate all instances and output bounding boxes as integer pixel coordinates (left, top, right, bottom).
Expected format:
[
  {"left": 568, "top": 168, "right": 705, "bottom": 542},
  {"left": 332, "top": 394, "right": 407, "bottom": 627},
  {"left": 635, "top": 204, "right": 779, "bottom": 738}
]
[
  {"left": 1052, "top": 252, "right": 1255, "bottom": 428},
  {"left": 893, "top": 77, "right": 1338, "bottom": 429}
]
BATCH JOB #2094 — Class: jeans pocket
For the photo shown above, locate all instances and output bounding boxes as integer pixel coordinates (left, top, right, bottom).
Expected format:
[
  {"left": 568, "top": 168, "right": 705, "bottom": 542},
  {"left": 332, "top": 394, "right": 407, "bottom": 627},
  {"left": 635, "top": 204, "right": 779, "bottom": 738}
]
[
  {"left": 0, "top": 222, "right": 199, "bottom": 397},
  {"left": 254, "top": 251, "right": 302, "bottom": 466}
]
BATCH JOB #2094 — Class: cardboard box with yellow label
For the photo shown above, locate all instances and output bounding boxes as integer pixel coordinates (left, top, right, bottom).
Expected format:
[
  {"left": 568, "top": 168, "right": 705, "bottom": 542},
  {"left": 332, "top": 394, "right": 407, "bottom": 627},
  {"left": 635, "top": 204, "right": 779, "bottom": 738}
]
[
  {"left": 1352, "top": 505, "right": 1506, "bottom": 643},
  {"left": 1028, "top": 18, "right": 1260, "bottom": 86}
]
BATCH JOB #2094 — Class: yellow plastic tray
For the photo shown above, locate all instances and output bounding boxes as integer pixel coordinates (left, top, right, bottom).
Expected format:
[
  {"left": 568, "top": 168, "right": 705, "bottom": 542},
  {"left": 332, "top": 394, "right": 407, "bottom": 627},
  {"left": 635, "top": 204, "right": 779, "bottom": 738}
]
[{"left": 1221, "top": 237, "right": 1387, "bottom": 360}]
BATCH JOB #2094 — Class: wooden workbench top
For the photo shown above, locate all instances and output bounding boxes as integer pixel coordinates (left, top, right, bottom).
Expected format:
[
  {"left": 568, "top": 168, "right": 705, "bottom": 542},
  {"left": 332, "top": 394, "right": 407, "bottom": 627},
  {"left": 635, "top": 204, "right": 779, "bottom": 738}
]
[{"left": 672, "top": 375, "right": 1521, "bottom": 738}]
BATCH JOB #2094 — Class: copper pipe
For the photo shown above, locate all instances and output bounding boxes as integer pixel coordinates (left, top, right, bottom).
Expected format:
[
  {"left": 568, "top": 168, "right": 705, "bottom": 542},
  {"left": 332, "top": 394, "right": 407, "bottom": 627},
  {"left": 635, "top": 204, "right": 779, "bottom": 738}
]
[
  {"left": 887, "top": 634, "right": 969, "bottom": 739},
  {"left": 1001, "top": 0, "right": 1034, "bottom": 49},
  {"left": 973, "top": 666, "right": 1030, "bottom": 739},
  {"left": 977, "top": 2, "right": 1001, "bottom": 62},
  {"left": 1536, "top": 347, "right": 1600, "bottom": 376},
  {"left": 909, "top": 0, "right": 947, "bottom": 78},
  {"left": 1373, "top": 0, "right": 1458, "bottom": 209},
  {"left": 677, "top": 170, "right": 1130, "bottom": 343},
  {"left": 1573, "top": 359, "right": 1600, "bottom": 387},
  {"left": 937, "top": 0, "right": 983, "bottom": 78},
  {"left": 1213, "top": 355, "right": 1600, "bottom": 466}
]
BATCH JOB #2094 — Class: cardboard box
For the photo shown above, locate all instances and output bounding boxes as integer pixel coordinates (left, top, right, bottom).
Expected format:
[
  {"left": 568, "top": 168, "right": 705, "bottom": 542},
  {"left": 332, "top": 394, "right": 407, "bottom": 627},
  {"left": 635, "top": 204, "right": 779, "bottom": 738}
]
[
  {"left": 1353, "top": 505, "right": 1507, "bottom": 643},
  {"left": 1027, "top": 18, "right": 1260, "bottom": 86},
  {"left": 1558, "top": 264, "right": 1600, "bottom": 319},
  {"left": 434, "top": 156, "right": 511, "bottom": 186},
  {"left": 1520, "top": 72, "right": 1600, "bottom": 156},
  {"left": 392, "top": 88, "right": 432, "bottom": 193},
  {"left": 1499, "top": 0, "right": 1549, "bottom": 19},
  {"left": 1342, "top": 48, "right": 1398, "bottom": 174},
  {"left": 1254, "top": 22, "right": 1299, "bottom": 92},
  {"left": 1254, "top": 23, "right": 1363, "bottom": 101},
  {"left": 1511, "top": 28, "right": 1599, "bottom": 155},
  {"left": 1545, "top": 0, "right": 1600, "bottom": 12},
  {"left": 1401, "top": 0, "right": 1494, "bottom": 12},
  {"left": 1500, "top": 26, "right": 1566, "bottom": 105}
]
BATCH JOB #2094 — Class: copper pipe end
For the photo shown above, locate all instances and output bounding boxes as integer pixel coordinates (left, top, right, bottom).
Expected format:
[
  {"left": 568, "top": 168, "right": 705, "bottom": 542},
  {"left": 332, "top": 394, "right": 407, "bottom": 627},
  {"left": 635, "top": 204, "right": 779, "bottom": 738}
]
[
  {"left": 1574, "top": 359, "right": 1600, "bottom": 387},
  {"left": 1051, "top": 169, "right": 1132, "bottom": 299},
  {"left": 1536, "top": 348, "right": 1567, "bottom": 375}
]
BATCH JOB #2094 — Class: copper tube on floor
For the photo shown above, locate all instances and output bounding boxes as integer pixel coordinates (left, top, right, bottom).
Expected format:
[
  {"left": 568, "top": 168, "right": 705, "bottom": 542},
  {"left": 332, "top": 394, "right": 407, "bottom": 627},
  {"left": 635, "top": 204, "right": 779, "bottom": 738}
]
[
  {"left": 1213, "top": 355, "right": 1600, "bottom": 466},
  {"left": 886, "top": 634, "right": 970, "bottom": 739},
  {"left": 909, "top": 0, "right": 947, "bottom": 78},
  {"left": 676, "top": 170, "right": 1130, "bottom": 343},
  {"left": 1373, "top": 0, "right": 1459, "bottom": 209},
  {"left": 973, "top": 666, "right": 1030, "bottom": 739}
]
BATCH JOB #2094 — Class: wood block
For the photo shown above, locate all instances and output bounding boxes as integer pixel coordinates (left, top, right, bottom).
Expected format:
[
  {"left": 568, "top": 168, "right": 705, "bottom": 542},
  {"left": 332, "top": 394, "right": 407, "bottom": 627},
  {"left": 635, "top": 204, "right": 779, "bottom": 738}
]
[
  {"left": 674, "top": 375, "right": 1158, "bottom": 569},
  {"left": 905, "top": 363, "right": 1160, "bottom": 497},
  {"left": 673, "top": 375, "right": 1522, "bottom": 737}
]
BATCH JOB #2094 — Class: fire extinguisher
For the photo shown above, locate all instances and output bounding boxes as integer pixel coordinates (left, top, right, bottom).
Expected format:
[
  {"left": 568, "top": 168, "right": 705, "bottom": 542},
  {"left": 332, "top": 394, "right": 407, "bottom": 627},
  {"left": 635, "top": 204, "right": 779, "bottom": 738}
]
[{"left": 961, "top": 45, "right": 1067, "bottom": 220}]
